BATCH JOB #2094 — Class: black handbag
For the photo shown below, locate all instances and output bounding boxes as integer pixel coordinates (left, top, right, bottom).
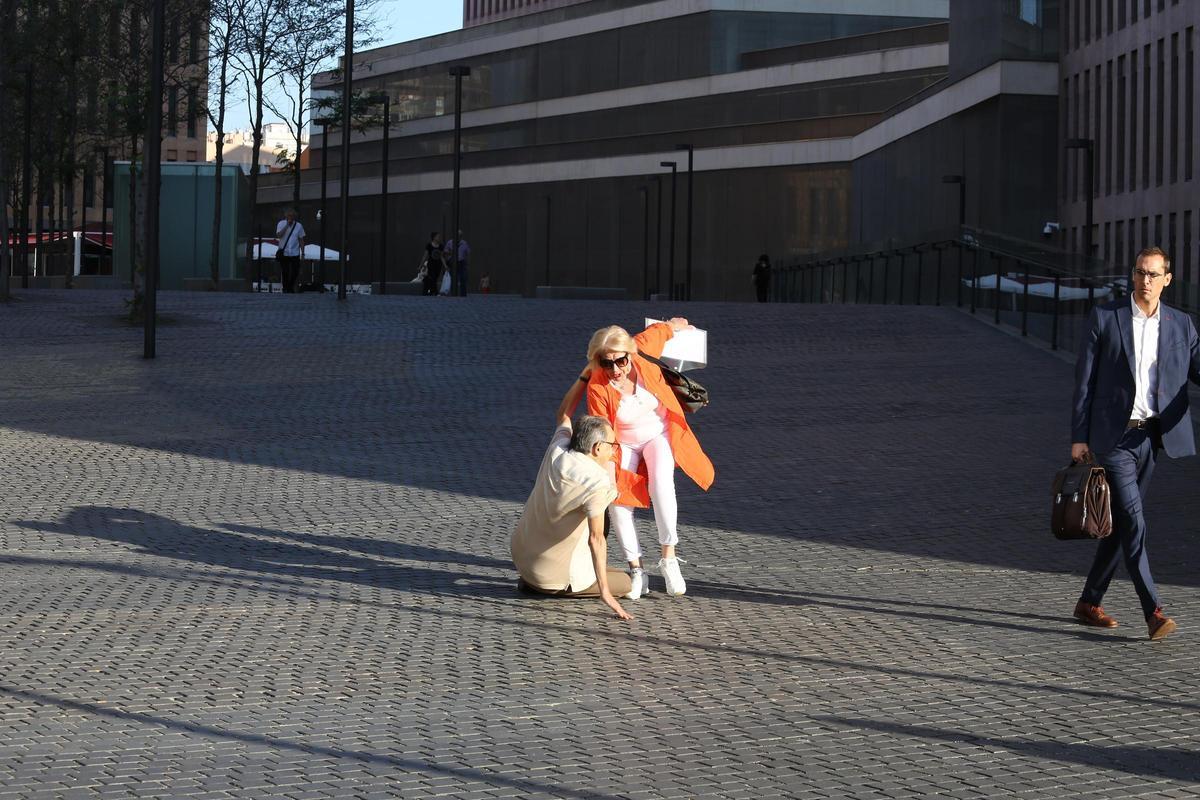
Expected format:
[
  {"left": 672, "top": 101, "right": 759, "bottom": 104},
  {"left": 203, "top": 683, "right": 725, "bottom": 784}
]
[{"left": 644, "top": 355, "right": 709, "bottom": 413}]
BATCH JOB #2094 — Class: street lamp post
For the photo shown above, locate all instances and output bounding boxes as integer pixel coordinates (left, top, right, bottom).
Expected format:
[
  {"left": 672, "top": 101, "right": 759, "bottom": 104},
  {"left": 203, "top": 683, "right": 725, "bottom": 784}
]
[
  {"left": 337, "top": 0, "right": 354, "bottom": 301},
  {"left": 378, "top": 92, "right": 390, "bottom": 294},
  {"left": 942, "top": 174, "right": 966, "bottom": 309},
  {"left": 99, "top": 148, "right": 109, "bottom": 274},
  {"left": 21, "top": 66, "right": 32, "bottom": 288},
  {"left": 143, "top": 0, "right": 165, "bottom": 358},
  {"left": 1065, "top": 138, "right": 1095, "bottom": 276},
  {"left": 660, "top": 160, "right": 677, "bottom": 299},
  {"left": 674, "top": 143, "right": 693, "bottom": 300},
  {"left": 319, "top": 119, "right": 330, "bottom": 287},
  {"left": 449, "top": 65, "right": 470, "bottom": 298}
]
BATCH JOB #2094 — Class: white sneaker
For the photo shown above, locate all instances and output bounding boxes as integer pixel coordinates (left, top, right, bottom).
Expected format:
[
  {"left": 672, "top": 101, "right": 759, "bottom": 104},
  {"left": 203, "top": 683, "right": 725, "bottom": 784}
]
[
  {"left": 626, "top": 567, "right": 649, "bottom": 599},
  {"left": 658, "top": 557, "right": 687, "bottom": 596}
]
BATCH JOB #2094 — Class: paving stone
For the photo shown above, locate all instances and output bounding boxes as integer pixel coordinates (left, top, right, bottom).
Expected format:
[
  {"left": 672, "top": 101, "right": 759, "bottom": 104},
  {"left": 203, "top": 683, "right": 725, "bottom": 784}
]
[{"left": 0, "top": 290, "right": 1197, "bottom": 798}]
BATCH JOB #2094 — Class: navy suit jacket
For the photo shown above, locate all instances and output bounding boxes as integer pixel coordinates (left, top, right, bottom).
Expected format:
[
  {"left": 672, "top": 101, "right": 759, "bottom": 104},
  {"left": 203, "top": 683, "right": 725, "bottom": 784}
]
[{"left": 1072, "top": 298, "right": 1200, "bottom": 457}]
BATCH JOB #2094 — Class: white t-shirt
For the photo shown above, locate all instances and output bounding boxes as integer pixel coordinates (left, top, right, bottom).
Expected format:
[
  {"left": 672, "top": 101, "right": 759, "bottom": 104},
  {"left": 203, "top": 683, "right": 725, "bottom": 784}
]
[
  {"left": 510, "top": 425, "right": 617, "bottom": 591},
  {"left": 276, "top": 219, "right": 306, "bottom": 257},
  {"left": 614, "top": 377, "right": 667, "bottom": 446}
]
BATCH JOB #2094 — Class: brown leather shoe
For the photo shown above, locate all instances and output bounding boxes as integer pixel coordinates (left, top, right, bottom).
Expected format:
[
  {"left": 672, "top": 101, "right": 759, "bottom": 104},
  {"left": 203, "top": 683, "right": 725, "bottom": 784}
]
[
  {"left": 1074, "top": 601, "right": 1119, "bottom": 628},
  {"left": 1147, "top": 609, "right": 1177, "bottom": 641}
]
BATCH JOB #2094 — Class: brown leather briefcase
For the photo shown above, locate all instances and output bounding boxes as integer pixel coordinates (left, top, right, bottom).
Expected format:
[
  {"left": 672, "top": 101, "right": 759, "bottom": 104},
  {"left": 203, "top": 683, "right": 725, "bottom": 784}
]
[{"left": 1051, "top": 457, "right": 1113, "bottom": 540}]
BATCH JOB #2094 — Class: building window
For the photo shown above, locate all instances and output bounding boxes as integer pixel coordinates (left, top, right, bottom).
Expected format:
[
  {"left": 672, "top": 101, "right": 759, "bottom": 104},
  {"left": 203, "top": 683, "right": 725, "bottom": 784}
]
[
  {"left": 1185, "top": 210, "right": 1194, "bottom": 285},
  {"left": 1106, "top": 0, "right": 1113, "bottom": 34},
  {"left": 1105, "top": 59, "right": 1113, "bottom": 196},
  {"left": 186, "top": 150, "right": 198, "bottom": 162},
  {"left": 166, "top": 85, "right": 178, "bottom": 135},
  {"left": 1156, "top": 38, "right": 1165, "bottom": 186},
  {"left": 1171, "top": 33, "right": 1179, "bottom": 183},
  {"left": 1144, "top": 45, "right": 1152, "bottom": 188},
  {"left": 1141, "top": 217, "right": 1149, "bottom": 253},
  {"left": 1155, "top": 214, "right": 1163, "bottom": 249},
  {"left": 1186, "top": 28, "right": 1194, "bottom": 181},
  {"left": 1085, "top": 0, "right": 1092, "bottom": 40},
  {"left": 1104, "top": 221, "right": 1112, "bottom": 263},
  {"left": 188, "top": 16, "right": 200, "bottom": 64},
  {"left": 1118, "top": 0, "right": 1126, "bottom": 28},
  {"left": 1115, "top": 220, "right": 1125, "bottom": 271},
  {"left": 186, "top": 85, "right": 197, "bottom": 138},
  {"left": 1168, "top": 212, "right": 1178, "bottom": 281},
  {"left": 82, "top": 167, "right": 95, "bottom": 211},
  {"left": 103, "top": 156, "right": 113, "bottom": 209},
  {"left": 1130, "top": 49, "right": 1138, "bottom": 188},
  {"left": 169, "top": 15, "right": 179, "bottom": 65},
  {"left": 1117, "top": 55, "right": 1126, "bottom": 193},
  {"left": 1019, "top": 0, "right": 1039, "bottom": 25}
]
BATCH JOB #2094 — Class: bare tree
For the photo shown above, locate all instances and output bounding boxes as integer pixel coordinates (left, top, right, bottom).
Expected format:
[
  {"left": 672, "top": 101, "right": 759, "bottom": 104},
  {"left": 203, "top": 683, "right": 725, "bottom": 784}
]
[
  {"left": 231, "top": 0, "right": 289, "bottom": 284},
  {"left": 265, "top": 0, "right": 380, "bottom": 207},
  {"left": 206, "top": 0, "right": 246, "bottom": 289}
]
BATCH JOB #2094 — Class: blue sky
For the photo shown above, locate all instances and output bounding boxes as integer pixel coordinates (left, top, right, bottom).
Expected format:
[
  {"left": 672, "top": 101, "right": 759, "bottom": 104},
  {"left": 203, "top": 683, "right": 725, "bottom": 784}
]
[{"left": 224, "top": 1, "right": 464, "bottom": 133}]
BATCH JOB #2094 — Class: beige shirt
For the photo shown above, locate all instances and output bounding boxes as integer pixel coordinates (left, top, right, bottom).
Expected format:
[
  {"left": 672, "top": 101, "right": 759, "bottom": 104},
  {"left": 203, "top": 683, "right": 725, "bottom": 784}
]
[{"left": 511, "top": 425, "right": 617, "bottom": 591}]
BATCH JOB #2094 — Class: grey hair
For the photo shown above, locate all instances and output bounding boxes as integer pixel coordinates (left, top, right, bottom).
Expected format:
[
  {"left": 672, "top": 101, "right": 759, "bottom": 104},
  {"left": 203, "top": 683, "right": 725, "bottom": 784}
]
[{"left": 569, "top": 415, "right": 611, "bottom": 455}]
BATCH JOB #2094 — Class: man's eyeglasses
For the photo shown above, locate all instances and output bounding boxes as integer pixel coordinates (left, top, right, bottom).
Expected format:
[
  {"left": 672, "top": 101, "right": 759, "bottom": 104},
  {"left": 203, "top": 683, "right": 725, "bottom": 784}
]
[
  {"left": 598, "top": 354, "right": 630, "bottom": 370},
  {"left": 1133, "top": 268, "right": 1166, "bottom": 282}
]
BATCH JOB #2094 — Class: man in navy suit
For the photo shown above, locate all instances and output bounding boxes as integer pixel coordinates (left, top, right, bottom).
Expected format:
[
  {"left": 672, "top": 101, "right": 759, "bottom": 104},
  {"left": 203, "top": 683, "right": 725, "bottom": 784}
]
[{"left": 1071, "top": 247, "right": 1198, "bottom": 640}]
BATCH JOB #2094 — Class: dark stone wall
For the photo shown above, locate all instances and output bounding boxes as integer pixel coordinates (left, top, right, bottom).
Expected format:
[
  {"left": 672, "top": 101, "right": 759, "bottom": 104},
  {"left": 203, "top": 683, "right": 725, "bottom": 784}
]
[
  {"left": 851, "top": 94, "right": 1060, "bottom": 247},
  {"left": 260, "top": 164, "right": 852, "bottom": 300}
]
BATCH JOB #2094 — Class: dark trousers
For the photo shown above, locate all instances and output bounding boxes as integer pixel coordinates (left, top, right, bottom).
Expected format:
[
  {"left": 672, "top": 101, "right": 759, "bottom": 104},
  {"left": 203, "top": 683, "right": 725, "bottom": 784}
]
[
  {"left": 423, "top": 270, "right": 439, "bottom": 296},
  {"left": 279, "top": 256, "right": 301, "bottom": 293},
  {"left": 457, "top": 262, "right": 468, "bottom": 297},
  {"left": 1080, "top": 428, "right": 1162, "bottom": 618},
  {"left": 755, "top": 282, "right": 769, "bottom": 302}
]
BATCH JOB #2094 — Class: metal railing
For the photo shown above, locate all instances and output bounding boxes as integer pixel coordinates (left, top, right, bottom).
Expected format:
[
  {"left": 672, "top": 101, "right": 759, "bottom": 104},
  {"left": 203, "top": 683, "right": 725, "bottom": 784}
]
[{"left": 772, "top": 227, "right": 1200, "bottom": 355}]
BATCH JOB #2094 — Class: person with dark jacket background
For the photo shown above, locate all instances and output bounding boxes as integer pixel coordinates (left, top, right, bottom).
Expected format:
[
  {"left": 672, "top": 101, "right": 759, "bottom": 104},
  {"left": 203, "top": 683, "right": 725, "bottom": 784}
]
[{"left": 753, "top": 254, "right": 771, "bottom": 302}]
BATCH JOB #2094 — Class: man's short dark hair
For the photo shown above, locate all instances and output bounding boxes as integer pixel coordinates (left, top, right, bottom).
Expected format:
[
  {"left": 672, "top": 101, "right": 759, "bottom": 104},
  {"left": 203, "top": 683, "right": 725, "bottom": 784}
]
[
  {"left": 569, "top": 415, "right": 610, "bottom": 455},
  {"left": 1136, "top": 246, "right": 1171, "bottom": 273}
]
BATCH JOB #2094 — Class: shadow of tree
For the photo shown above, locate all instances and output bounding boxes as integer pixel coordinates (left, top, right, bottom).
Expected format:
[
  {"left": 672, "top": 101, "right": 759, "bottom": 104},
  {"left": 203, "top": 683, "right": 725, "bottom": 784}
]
[{"left": 818, "top": 715, "right": 1200, "bottom": 783}]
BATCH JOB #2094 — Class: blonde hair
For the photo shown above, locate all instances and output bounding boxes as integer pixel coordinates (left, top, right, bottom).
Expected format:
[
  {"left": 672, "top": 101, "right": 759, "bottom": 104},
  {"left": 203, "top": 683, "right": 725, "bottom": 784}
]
[{"left": 587, "top": 325, "right": 638, "bottom": 364}]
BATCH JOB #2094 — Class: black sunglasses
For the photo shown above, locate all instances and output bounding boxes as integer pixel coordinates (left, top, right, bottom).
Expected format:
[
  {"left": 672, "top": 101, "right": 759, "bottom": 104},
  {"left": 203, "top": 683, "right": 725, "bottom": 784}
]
[{"left": 598, "top": 354, "right": 630, "bottom": 370}]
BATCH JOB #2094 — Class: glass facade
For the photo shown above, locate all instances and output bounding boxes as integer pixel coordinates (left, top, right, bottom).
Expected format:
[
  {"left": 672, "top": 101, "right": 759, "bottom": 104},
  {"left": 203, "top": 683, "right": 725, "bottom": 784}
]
[{"left": 367, "top": 13, "right": 939, "bottom": 124}]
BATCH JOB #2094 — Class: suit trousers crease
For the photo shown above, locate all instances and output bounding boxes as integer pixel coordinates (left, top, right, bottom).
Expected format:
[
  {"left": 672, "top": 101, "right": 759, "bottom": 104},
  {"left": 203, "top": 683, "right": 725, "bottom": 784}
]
[{"left": 1080, "top": 429, "right": 1162, "bottom": 618}]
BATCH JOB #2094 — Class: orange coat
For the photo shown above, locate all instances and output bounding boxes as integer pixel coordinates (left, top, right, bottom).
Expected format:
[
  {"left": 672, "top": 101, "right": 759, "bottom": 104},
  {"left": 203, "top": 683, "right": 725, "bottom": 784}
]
[{"left": 586, "top": 322, "right": 715, "bottom": 508}]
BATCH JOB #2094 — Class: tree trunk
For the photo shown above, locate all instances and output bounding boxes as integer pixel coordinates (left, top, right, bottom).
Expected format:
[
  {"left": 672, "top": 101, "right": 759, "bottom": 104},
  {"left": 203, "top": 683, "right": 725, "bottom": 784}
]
[
  {"left": 242, "top": 63, "right": 268, "bottom": 289},
  {"left": 209, "top": 45, "right": 230, "bottom": 289}
]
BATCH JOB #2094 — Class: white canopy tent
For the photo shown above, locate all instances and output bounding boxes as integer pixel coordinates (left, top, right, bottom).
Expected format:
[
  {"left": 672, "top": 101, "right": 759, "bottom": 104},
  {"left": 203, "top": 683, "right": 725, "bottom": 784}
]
[{"left": 248, "top": 240, "right": 348, "bottom": 261}]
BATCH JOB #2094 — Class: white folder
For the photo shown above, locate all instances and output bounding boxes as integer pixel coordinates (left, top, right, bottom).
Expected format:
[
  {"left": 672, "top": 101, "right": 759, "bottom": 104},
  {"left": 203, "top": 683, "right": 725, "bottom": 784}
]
[{"left": 645, "top": 318, "right": 707, "bottom": 371}]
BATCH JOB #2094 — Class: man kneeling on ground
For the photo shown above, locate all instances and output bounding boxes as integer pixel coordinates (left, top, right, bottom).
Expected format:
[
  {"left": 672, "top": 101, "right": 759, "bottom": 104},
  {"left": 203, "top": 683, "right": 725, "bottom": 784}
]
[{"left": 511, "top": 415, "right": 632, "bottom": 620}]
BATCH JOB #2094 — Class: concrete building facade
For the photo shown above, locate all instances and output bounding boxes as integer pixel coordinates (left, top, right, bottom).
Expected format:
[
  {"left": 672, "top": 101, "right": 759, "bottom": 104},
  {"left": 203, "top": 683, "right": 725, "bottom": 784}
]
[
  {"left": 260, "top": 0, "right": 953, "bottom": 298},
  {"left": 1059, "top": 0, "right": 1200, "bottom": 304}
]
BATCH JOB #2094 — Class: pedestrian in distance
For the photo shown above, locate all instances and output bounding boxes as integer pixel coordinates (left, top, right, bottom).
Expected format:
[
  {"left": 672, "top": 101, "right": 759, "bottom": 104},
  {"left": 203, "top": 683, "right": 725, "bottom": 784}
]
[
  {"left": 444, "top": 230, "right": 471, "bottom": 297},
  {"left": 1070, "top": 246, "right": 1198, "bottom": 641},
  {"left": 275, "top": 208, "right": 306, "bottom": 293},
  {"left": 557, "top": 318, "right": 714, "bottom": 599},
  {"left": 753, "top": 253, "right": 771, "bottom": 302},
  {"left": 510, "top": 414, "right": 633, "bottom": 620},
  {"left": 420, "top": 232, "right": 444, "bottom": 296}
]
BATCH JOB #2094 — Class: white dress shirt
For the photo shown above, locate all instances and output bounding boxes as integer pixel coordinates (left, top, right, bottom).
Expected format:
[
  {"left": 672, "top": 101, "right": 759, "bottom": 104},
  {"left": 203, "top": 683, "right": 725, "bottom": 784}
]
[{"left": 1130, "top": 296, "right": 1161, "bottom": 421}]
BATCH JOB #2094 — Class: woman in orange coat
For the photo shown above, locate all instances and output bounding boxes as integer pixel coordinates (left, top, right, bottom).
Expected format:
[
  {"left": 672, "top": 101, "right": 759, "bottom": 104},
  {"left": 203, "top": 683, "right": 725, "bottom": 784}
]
[{"left": 557, "top": 318, "right": 714, "bottom": 598}]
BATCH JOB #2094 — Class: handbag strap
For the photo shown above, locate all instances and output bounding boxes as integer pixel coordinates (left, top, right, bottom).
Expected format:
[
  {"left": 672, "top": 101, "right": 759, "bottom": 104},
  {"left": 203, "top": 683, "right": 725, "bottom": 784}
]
[{"left": 278, "top": 222, "right": 297, "bottom": 252}]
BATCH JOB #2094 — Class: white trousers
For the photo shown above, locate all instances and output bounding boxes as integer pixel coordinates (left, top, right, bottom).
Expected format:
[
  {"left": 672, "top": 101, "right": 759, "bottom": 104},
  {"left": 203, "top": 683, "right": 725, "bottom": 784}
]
[{"left": 609, "top": 434, "right": 677, "bottom": 563}]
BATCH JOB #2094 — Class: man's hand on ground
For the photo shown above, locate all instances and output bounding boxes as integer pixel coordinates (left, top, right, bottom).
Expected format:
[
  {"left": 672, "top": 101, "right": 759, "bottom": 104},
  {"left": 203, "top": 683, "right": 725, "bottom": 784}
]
[{"left": 601, "top": 592, "right": 632, "bottom": 620}]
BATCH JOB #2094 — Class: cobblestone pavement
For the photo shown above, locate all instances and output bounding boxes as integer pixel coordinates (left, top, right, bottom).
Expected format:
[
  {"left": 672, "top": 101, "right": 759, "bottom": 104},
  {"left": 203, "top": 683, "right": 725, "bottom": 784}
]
[{"left": 0, "top": 289, "right": 1197, "bottom": 800}]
